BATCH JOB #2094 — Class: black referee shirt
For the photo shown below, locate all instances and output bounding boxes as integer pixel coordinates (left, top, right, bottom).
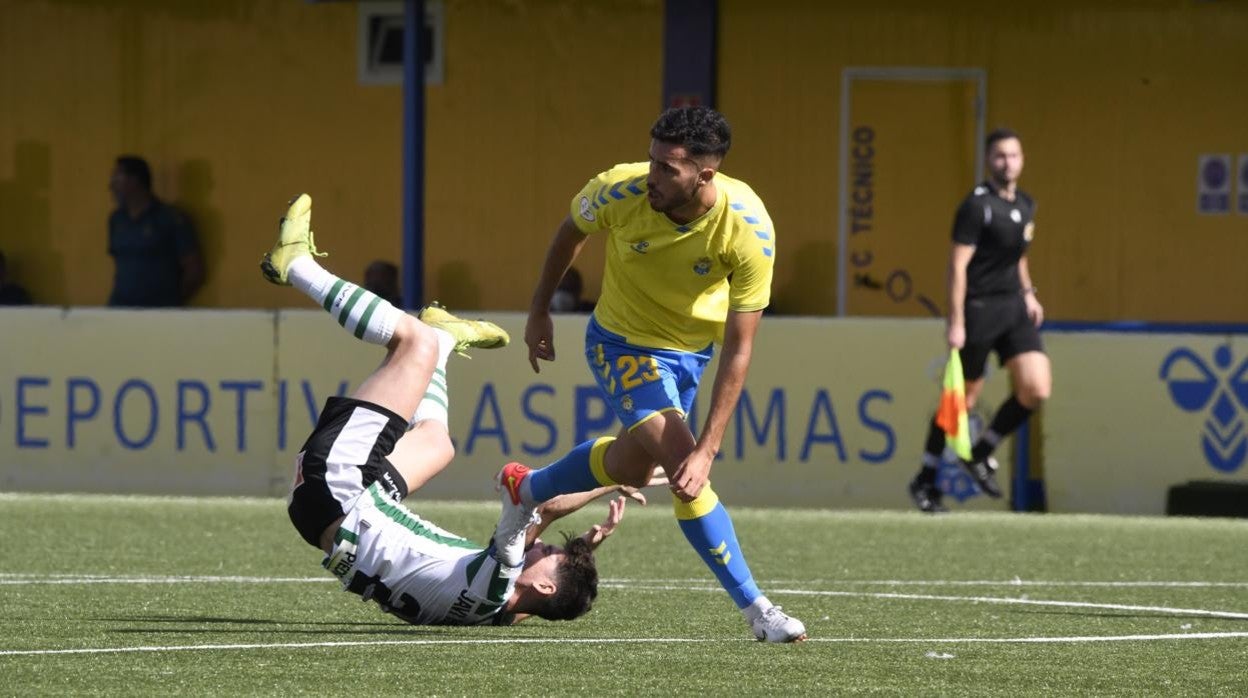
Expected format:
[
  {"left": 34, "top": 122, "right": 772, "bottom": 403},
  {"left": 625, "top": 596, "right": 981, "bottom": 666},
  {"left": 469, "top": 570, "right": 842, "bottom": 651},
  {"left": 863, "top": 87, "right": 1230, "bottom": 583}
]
[{"left": 951, "top": 181, "right": 1035, "bottom": 298}]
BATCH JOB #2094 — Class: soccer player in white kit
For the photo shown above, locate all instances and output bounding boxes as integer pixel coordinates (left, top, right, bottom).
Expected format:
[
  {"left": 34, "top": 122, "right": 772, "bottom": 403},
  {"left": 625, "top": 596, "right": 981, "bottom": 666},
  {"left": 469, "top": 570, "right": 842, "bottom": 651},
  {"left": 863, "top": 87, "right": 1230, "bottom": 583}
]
[{"left": 262, "top": 194, "right": 631, "bottom": 626}]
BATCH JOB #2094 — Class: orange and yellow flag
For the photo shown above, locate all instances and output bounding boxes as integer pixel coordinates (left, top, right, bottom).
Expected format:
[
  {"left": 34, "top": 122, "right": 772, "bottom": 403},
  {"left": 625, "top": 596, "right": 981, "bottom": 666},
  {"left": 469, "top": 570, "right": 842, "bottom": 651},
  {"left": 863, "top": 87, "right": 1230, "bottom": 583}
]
[{"left": 935, "top": 349, "right": 973, "bottom": 460}]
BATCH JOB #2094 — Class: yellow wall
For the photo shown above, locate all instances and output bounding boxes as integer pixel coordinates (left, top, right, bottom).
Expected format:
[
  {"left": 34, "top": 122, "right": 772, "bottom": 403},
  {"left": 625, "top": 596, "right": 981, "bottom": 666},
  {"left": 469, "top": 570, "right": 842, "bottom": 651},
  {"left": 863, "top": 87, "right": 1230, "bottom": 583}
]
[
  {"left": 1, "top": 0, "right": 1245, "bottom": 322},
  {"left": 719, "top": 0, "right": 1248, "bottom": 321},
  {"left": 0, "top": 0, "right": 660, "bottom": 309}
]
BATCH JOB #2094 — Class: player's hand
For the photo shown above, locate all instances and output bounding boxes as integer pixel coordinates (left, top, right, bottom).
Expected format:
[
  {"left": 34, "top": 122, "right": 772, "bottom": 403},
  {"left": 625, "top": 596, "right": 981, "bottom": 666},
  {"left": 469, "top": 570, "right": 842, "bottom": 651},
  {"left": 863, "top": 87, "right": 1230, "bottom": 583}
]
[
  {"left": 670, "top": 449, "right": 714, "bottom": 502},
  {"left": 946, "top": 322, "right": 966, "bottom": 350},
  {"left": 609, "top": 469, "right": 669, "bottom": 505},
  {"left": 583, "top": 496, "right": 627, "bottom": 549},
  {"left": 614, "top": 485, "right": 648, "bottom": 506},
  {"left": 1025, "top": 294, "right": 1045, "bottom": 328},
  {"left": 525, "top": 310, "right": 556, "bottom": 373}
]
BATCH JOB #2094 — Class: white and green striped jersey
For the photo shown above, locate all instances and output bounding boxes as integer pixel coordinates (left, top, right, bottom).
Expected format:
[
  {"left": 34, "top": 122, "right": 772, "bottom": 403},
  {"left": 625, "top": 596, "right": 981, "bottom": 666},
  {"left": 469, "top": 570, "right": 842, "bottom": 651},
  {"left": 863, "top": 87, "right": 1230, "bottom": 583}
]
[{"left": 323, "top": 483, "right": 520, "bottom": 626}]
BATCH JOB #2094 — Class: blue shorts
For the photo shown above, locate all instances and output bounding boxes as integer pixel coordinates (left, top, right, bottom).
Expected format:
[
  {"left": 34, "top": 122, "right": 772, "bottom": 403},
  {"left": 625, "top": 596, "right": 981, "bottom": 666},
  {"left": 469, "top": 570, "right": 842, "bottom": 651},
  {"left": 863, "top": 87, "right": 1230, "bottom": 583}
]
[{"left": 584, "top": 316, "right": 713, "bottom": 429}]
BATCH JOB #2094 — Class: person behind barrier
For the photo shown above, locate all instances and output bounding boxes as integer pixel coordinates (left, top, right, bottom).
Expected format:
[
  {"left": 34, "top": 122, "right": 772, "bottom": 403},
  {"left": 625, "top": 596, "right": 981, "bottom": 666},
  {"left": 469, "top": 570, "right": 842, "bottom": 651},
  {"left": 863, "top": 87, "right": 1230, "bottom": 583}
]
[
  {"left": 108, "top": 155, "right": 205, "bottom": 307},
  {"left": 0, "top": 250, "right": 33, "bottom": 305}
]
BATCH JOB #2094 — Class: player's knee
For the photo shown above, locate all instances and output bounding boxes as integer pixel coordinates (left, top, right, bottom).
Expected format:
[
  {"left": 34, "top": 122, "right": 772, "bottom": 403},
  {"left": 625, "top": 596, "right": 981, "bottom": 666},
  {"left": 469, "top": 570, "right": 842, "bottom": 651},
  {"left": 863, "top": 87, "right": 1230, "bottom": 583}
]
[
  {"left": 431, "top": 435, "right": 455, "bottom": 471},
  {"left": 965, "top": 390, "right": 985, "bottom": 411},
  {"left": 389, "top": 313, "right": 418, "bottom": 345},
  {"left": 964, "top": 380, "right": 986, "bottom": 410},
  {"left": 1018, "top": 382, "right": 1050, "bottom": 408},
  {"left": 392, "top": 315, "right": 438, "bottom": 360}
]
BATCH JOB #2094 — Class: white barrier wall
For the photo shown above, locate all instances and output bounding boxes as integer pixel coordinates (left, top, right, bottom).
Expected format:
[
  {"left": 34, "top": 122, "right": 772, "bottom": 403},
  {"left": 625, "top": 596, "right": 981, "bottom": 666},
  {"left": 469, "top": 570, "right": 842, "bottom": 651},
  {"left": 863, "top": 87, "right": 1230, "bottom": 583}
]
[
  {"left": 7, "top": 309, "right": 1242, "bottom": 513},
  {"left": 1042, "top": 329, "right": 1248, "bottom": 514},
  {"left": 0, "top": 308, "right": 279, "bottom": 495}
]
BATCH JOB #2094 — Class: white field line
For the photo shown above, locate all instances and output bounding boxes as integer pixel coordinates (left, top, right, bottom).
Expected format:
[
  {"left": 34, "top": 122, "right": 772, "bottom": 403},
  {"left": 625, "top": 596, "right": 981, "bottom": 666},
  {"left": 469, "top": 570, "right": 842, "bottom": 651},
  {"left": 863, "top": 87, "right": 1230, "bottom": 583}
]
[
  {"left": 3, "top": 574, "right": 1246, "bottom": 620},
  {"left": 807, "top": 632, "right": 1248, "bottom": 644},
  {"left": 3, "top": 575, "right": 1247, "bottom": 620},
  {"left": 2, "top": 633, "right": 1247, "bottom": 657},
  {"left": 1, "top": 573, "right": 1246, "bottom": 589},
  {"left": 600, "top": 582, "right": 1248, "bottom": 621},
  {"left": 0, "top": 575, "right": 332, "bottom": 586},
  {"left": 612, "top": 578, "right": 1248, "bottom": 589}
]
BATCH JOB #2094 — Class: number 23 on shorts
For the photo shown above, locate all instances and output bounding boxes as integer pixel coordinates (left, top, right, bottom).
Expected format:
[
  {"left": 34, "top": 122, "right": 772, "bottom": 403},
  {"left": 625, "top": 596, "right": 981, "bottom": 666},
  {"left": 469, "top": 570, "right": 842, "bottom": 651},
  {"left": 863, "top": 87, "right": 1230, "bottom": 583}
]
[{"left": 593, "top": 344, "right": 660, "bottom": 394}]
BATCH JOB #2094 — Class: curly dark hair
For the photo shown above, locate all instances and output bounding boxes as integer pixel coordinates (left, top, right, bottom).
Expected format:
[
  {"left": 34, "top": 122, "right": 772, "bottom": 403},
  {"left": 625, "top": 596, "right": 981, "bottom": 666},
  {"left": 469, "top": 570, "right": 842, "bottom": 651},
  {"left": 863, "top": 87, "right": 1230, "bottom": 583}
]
[
  {"left": 650, "top": 106, "right": 732, "bottom": 159},
  {"left": 530, "top": 533, "right": 598, "bottom": 621}
]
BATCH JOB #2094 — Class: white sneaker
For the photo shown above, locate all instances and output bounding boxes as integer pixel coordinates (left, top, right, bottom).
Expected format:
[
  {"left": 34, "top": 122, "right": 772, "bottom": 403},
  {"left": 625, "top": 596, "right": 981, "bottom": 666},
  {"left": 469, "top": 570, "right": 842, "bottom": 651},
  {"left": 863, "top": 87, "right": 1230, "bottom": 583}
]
[{"left": 751, "top": 606, "right": 808, "bottom": 643}]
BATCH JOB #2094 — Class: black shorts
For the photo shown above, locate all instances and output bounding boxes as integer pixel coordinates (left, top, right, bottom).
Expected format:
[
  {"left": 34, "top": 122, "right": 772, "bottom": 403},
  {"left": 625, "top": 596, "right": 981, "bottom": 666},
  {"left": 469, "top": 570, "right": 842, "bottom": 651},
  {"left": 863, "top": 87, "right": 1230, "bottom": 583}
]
[
  {"left": 960, "top": 294, "right": 1044, "bottom": 381},
  {"left": 287, "top": 396, "right": 410, "bottom": 548}
]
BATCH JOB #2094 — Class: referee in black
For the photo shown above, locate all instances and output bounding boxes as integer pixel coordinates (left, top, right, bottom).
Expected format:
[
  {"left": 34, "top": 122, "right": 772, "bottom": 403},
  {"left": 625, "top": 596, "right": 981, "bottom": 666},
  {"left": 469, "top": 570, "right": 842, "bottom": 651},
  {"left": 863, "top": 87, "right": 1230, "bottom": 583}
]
[{"left": 908, "top": 128, "right": 1052, "bottom": 513}]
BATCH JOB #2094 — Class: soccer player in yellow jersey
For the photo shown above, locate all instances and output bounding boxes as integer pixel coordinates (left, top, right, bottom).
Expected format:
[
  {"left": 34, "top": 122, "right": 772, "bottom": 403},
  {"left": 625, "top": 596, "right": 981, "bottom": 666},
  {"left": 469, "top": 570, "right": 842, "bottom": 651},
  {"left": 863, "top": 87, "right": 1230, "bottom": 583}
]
[{"left": 510, "top": 107, "right": 806, "bottom": 642}]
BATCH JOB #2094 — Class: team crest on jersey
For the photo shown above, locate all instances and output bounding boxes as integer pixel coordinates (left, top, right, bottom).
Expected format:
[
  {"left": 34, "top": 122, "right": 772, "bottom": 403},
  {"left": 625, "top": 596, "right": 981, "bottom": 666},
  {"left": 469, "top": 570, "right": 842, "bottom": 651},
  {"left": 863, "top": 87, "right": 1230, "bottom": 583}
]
[
  {"left": 1010, "top": 208, "right": 1022, "bottom": 223},
  {"left": 1024, "top": 222, "right": 1035, "bottom": 242},
  {"left": 579, "top": 196, "right": 595, "bottom": 222},
  {"left": 693, "top": 257, "right": 712, "bottom": 275},
  {"left": 631, "top": 241, "right": 650, "bottom": 254},
  {"left": 621, "top": 395, "right": 635, "bottom": 412}
]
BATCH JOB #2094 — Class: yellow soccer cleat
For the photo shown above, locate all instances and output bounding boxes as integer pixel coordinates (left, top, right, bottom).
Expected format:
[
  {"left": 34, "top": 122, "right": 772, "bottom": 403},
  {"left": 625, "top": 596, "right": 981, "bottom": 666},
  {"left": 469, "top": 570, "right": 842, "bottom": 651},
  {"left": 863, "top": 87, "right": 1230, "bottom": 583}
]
[
  {"left": 418, "top": 302, "right": 510, "bottom": 357},
  {"left": 260, "top": 193, "right": 326, "bottom": 286}
]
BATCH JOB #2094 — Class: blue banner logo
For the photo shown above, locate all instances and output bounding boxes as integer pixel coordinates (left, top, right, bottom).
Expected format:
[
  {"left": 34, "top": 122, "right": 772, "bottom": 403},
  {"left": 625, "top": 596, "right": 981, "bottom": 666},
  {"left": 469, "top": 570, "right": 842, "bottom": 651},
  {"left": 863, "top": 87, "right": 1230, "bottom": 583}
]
[
  {"left": 938, "top": 412, "right": 984, "bottom": 502},
  {"left": 1160, "top": 345, "right": 1248, "bottom": 473}
]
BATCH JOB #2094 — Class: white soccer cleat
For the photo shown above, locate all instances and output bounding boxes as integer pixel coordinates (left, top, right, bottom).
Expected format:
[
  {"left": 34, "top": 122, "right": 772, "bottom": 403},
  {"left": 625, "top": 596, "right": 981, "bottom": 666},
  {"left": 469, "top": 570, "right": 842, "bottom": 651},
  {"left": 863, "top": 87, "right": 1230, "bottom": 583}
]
[
  {"left": 493, "top": 462, "right": 539, "bottom": 554},
  {"left": 751, "top": 606, "right": 808, "bottom": 643}
]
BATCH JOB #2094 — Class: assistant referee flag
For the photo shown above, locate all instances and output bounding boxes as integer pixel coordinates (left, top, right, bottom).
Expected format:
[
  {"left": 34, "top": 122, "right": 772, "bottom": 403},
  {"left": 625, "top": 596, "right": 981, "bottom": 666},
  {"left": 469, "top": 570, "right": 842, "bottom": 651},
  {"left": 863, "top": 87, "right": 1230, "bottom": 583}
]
[{"left": 935, "top": 349, "right": 973, "bottom": 460}]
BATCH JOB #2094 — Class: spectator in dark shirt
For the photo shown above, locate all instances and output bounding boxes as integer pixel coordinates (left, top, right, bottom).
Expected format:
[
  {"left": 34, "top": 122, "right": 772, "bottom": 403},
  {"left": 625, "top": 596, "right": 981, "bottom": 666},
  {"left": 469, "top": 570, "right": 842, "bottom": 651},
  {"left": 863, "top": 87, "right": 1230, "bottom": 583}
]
[
  {"left": 0, "top": 250, "right": 33, "bottom": 305},
  {"left": 108, "top": 155, "right": 205, "bottom": 307},
  {"left": 549, "top": 266, "right": 595, "bottom": 313},
  {"left": 363, "top": 259, "right": 403, "bottom": 308}
]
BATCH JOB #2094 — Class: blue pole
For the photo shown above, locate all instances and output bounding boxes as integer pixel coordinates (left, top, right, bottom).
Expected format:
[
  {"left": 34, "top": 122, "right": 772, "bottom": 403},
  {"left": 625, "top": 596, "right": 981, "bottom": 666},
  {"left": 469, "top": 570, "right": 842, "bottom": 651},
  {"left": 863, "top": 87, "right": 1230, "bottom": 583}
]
[
  {"left": 1012, "top": 420, "right": 1030, "bottom": 511},
  {"left": 401, "top": 0, "right": 425, "bottom": 310},
  {"left": 662, "top": 0, "right": 717, "bottom": 109},
  {"left": 1012, "top": 417, "right": 1048, "bottom": 512}
]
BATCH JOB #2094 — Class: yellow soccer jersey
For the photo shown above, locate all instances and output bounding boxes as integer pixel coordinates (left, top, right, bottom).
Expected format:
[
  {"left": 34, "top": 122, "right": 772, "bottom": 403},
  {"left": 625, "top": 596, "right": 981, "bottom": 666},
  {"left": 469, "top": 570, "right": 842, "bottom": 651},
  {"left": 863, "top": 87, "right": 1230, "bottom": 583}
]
[{"left": 569, "top": 162, "right": 776, "bottom": 352}]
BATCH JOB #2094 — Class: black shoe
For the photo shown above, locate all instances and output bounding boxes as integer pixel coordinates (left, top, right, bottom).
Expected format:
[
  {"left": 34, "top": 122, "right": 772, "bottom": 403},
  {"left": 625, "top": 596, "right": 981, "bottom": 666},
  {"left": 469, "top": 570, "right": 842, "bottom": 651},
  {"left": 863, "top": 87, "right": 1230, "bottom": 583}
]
[
  {"left": 961, "top": 456, "right": 1002, "bottom": 498},
  {"left": 907, "top": 477, "right": 948, "bottom": 513}
]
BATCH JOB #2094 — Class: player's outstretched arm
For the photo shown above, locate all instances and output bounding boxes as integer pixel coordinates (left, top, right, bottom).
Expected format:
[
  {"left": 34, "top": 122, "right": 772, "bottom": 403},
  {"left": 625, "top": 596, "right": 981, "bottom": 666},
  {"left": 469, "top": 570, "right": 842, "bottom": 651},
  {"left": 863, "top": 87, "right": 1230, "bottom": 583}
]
[
  {"left": 526, "top": 216, "right": 589, "bottom": 373},
  {"left": 525, "top": 482, "right": 650, "bottom": 547}
]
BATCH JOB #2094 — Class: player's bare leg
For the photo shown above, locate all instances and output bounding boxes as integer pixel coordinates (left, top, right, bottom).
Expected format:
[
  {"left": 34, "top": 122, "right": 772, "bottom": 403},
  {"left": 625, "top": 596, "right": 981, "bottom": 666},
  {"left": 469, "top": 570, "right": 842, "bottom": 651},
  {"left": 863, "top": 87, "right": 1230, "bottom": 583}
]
[{"left": 961, "top": 351, "right": 1051, "bottom": 497}]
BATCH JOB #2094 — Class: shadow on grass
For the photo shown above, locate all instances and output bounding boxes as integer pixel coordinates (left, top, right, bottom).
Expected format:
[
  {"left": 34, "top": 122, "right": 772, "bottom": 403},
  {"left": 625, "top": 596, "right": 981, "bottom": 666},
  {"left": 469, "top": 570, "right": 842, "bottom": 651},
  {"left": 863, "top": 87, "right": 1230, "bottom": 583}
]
[
  {"left": 91, "top": 615, "right": 398, "bottom": 628},
  {"left": 89, "top": 614, "right": 560, "bottom": 639}
]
